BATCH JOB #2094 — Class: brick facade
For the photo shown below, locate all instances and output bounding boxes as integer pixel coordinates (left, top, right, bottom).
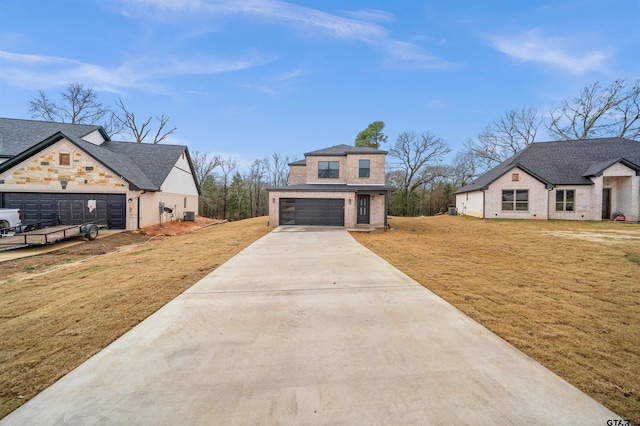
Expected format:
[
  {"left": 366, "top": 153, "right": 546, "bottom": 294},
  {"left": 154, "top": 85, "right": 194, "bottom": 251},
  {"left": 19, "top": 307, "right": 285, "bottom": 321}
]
[
  {"left": 457, "top": 164, "right": 640, "bottom": 222},
  {"left": 268, "top": 146, "right": 389, "bottom": 227}
]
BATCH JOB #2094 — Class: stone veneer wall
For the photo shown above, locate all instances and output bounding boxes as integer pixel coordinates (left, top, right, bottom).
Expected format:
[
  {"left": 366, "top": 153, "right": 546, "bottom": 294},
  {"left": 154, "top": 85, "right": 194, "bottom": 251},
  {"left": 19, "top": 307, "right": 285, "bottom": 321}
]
[{"left": 0, "top": 139, "right": 127, "bottom": 192}]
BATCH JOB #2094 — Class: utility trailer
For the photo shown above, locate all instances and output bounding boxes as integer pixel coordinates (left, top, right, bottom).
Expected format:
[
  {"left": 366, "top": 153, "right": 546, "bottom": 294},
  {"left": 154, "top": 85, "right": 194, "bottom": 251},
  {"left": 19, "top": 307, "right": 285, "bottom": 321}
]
[{"left": 0, "top": 200, "right": 107, "bottom": 252}]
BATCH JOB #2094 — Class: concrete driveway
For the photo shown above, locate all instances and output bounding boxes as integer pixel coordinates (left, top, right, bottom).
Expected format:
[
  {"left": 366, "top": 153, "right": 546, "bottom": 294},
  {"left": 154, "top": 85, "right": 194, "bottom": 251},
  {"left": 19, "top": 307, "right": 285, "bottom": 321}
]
[{"left": 2, "top": 227, "right": 619, "bottom": 425}]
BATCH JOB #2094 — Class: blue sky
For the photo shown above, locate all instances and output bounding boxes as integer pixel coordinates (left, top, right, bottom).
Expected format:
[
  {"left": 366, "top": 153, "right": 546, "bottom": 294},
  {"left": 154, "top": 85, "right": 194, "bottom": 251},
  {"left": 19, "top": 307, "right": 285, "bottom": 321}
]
[{"left": 1, "top": 0, "right": 639, "bottom": 168}]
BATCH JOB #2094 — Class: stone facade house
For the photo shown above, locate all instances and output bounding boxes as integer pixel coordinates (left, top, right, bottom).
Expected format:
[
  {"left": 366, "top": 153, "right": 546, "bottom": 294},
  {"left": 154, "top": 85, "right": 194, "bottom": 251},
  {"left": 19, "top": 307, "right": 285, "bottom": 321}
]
[
  {"left": 0, "top": 118, "right": 200, "bottom": 230},
  {"left": 455, "top": 138, "right": 640, "bottom": 222},
  {"left": 268, "top": 144, "right": 391, "bottom": 228}
]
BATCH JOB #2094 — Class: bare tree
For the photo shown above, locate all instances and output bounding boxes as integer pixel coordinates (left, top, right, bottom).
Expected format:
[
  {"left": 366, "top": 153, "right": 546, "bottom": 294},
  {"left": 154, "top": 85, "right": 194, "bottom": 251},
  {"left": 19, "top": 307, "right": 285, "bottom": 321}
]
[
  {"left": 247, "top": 159, "right": 268, "bottom": 217},
  {"left": 451, "top": 150, "right": 479, "bottom": 188},
  {"left": 548, "top": 78, "right": 640, "bottom": 140},
  {"left": 465, "top": 106, "right": 541, "bottom": 171},
  {"left": 29, "top": 82, "right": 121, "bottom": 134},
  {"left": 191, "top": 151, "right": 221, "bottom": 184},
  {"left": 113, "top": 98, "right": 177, "bottom": 144},
  {"left": 266, "top": 152, "right": 291, "bottom": 187},
  {"left": 29, "top": 90, "right": 60, "bottom": 122},
  {"left": 388, "top": 131, "right": 450, "bottom": 216},
  {"left": 62, "top": 82, "right": 110, "bottom": 125}
]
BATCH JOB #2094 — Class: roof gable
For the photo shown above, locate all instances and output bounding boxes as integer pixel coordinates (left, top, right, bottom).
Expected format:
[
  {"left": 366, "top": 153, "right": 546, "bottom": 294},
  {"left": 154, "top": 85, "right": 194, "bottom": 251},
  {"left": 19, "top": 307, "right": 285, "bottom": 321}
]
[
  {"left": 582, "top": 157, "right": 640, "bottom": 177},
  {"left": 456, "top": 137, "right": 640, "bottom": 193},
  {"left": 101, "top": 141, "right": 190, "bottom": 189}
]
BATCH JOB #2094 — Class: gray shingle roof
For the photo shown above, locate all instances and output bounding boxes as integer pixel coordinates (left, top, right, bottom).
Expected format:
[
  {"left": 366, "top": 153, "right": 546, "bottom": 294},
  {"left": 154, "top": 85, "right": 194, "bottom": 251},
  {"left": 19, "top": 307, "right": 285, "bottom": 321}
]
[
  {"left": 0, "top": 118, "right": 197, "bottom": 193},
  {"left": 102, "top": 141, "right": 188, "bottom": 189},
  {"left": 0, "top": 117, "right": 106, "bottom": 158},
  {"left": 74, "top": 138, "right": 158, "bottom": 190},
  {"left": 456, "top": 137, "right": 640, "bottom": 194},
  {"left": 304, "top": 144, "right": 387, "bottom": 156}
]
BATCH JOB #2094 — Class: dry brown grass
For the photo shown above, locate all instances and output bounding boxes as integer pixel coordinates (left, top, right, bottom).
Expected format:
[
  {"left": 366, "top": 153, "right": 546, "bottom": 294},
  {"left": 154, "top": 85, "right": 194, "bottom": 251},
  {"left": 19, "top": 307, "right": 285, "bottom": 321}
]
[
  {"left": 351, "top": 215, "right": 640, "bottom": 422},
  {"left": 0, "top": 217, "right": 271, "bottom": 418}
]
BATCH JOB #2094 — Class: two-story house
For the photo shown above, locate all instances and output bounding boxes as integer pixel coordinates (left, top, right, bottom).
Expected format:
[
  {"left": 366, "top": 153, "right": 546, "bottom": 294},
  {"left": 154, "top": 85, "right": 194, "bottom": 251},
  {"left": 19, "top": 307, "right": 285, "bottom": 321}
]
[{"left": 268, "top": 144, "right": 391, "bottom": 228}]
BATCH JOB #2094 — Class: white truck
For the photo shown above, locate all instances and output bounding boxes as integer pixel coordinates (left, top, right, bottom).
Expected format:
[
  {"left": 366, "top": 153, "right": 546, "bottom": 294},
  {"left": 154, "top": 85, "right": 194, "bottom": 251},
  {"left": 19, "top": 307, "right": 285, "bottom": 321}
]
[{"left": 0, "top": 208, "right": 22, "bottom": 235}]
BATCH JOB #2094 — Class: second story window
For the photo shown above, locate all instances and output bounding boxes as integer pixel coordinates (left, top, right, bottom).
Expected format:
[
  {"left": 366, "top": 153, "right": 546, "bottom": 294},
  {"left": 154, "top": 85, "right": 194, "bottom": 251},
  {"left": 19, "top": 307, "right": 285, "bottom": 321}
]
[
  {"left": 318, "top": 161, "right": 339, "bottom": 178},
  {"left": 359, "top": 159, "right": 370, "bottom": 178}
]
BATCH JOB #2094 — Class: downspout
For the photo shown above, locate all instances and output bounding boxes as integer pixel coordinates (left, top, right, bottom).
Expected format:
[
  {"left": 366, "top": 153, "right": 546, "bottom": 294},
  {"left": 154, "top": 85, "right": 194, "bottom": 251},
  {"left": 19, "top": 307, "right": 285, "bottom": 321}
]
[
  {"left": 135, "top": 190, "right": 146, "bottom": 230},
  {"left": 482, "top": 190, "right": 486, "bottom": 219},
  {"left": 384, "top": 191, "right": 389, "bottom": 228}
]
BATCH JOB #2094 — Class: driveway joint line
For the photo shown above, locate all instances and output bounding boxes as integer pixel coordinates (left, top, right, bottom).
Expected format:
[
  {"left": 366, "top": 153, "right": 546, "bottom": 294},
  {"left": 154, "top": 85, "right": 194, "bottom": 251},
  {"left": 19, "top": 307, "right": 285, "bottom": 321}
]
[{"left": 185, "top": 284, "right": 419, "bottom": 295}]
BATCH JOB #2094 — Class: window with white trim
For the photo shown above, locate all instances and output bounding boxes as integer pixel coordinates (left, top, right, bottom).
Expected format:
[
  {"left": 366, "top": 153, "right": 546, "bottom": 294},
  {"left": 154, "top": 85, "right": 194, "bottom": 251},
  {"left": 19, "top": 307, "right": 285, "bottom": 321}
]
[
  {"left": 502, "top": 189, "right": 528, "bottom": 211},
  {"left": 555, "top": 190, "right": 575, "bottom": 211}
]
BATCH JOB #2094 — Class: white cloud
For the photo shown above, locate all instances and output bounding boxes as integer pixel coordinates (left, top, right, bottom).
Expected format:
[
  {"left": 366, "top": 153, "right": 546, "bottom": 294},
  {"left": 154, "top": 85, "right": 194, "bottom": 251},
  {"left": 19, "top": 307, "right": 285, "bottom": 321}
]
[
  {"left": 239, "top": 67, "right": 308, "bottom": 96},
  {"left": 239, "top": 82, "right": 277, "bottom": 95},
  {"left": 383, "top": 41, "right": 457, "bottom": 69},
  {"left": 487, "top": 29, "right": 610, "bottom": 74},
  {"left": 0, "top": 50, "right": 75, "bottom": 65},
  {"left": 119, "top": 0, "right": 453, "bottom": 69},
  {"left": 0, "top": 49, "right": 270, "bottom": 94},
  {"left": 343, "top": 8, "right": 396, "bottom": 23}
]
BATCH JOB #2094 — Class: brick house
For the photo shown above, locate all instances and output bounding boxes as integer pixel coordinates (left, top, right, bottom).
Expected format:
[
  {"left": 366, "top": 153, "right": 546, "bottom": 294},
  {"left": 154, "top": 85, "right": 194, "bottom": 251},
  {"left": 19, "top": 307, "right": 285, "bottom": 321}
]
[
  {"left": 455, "top": 138, "right": 640, "bottom": 222},
  {"left": 268, "top": 144, "right": 391, "bottom": 228},
  {"left": 0, "top": 117, "right": 200, "bottom": 230}
]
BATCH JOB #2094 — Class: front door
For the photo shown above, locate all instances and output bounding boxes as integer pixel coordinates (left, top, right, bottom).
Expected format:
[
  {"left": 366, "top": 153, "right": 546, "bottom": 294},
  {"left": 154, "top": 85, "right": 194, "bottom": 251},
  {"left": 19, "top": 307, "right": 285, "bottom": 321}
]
[
  {"left": 602, "top": 188, "right": 611, "bottom": 220},
  {"left": 357, "top": 195, "right": 370, "bottom": 224}
]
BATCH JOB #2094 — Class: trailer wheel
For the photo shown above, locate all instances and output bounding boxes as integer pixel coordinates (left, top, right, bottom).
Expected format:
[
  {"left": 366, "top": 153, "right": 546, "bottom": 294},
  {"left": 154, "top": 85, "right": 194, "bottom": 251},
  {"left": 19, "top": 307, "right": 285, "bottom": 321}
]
[{"left": 85, "top": 225, "right": 99, "bottom": 241}]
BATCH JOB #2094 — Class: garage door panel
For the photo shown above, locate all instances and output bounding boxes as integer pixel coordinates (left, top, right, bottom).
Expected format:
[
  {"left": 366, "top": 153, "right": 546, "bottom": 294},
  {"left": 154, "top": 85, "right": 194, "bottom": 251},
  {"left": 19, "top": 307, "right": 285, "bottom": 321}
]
[
  {"left": 1, "top": 193, "right": 126, "bottom": 229},
  {"left": 279, "top": 198, "right": 344, "bottom": 226}
]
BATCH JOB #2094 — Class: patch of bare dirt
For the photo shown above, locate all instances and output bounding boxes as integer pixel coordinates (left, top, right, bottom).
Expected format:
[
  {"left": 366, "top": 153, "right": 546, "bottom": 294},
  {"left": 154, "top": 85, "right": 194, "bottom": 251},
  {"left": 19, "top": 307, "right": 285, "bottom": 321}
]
[
  {"left": 545, "top": 230, "right": 640, "bottom": 244},
  {"left": 139, "top": 216, "right": 225, "bottom": 237}
]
